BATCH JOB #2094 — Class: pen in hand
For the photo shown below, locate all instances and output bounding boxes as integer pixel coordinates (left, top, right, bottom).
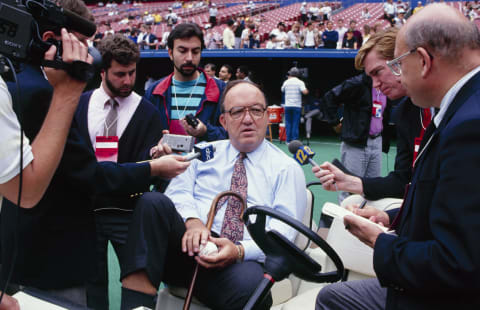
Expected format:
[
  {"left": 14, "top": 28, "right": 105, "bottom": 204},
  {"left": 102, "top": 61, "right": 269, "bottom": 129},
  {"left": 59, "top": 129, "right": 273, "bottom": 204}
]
[{"left": 359, "top": 199, "right": 367, "bottom": 209}]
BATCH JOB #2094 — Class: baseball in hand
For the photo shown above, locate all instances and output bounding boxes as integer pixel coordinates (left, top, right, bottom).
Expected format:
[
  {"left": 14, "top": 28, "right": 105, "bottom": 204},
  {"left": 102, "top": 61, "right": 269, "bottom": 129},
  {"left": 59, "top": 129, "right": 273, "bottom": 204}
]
[{"left": 199, "top": 241, "right": 218, "bottom": 256}]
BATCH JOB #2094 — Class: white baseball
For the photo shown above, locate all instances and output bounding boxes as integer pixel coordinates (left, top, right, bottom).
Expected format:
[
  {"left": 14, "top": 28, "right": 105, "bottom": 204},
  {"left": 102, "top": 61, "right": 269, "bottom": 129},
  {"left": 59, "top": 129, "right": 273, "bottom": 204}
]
[{"left": 199, "top": 241, "right": 218, "bottom": 256}]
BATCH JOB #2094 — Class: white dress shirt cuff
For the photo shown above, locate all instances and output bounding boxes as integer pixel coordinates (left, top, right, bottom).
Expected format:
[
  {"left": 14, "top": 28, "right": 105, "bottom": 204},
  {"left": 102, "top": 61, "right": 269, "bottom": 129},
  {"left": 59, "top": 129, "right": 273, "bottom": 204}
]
[{"left": 239, "top": 239, "right": 265, "bottom": 262}]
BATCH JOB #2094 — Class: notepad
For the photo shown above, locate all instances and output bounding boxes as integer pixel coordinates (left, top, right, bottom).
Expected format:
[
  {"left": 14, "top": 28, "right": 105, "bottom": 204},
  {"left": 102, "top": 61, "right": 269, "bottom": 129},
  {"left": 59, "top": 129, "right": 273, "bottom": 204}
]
[
  {"left": 12, "top": 292, "right": 68, "bottom": 310},
  {"left": 322, "top": 202, "right": 390, "bottom": 233}
]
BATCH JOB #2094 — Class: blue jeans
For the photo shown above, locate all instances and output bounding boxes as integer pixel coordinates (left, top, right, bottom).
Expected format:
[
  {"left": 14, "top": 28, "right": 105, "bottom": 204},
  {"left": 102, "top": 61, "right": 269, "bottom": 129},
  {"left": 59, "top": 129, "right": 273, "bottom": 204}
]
[{"left": 285, "top": 107, "right": 302, "bottom": 143}]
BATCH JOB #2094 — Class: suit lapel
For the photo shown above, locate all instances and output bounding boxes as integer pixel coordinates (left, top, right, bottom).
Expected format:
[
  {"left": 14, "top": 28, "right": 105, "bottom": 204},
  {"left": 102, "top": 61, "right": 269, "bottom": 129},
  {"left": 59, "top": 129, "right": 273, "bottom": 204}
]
[{"left": 399, "top": 71, "right": 480, "bottom": 233}]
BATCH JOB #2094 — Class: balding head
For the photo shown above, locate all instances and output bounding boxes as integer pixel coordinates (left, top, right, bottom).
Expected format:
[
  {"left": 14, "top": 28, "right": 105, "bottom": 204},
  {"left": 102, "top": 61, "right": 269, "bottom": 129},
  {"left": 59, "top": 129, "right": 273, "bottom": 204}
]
[
  {"left": 400, "top": 3, "right": 480, "bottom": 63},
  {"left": 394, "top": 3, "right": 480, "bottom": 108}
]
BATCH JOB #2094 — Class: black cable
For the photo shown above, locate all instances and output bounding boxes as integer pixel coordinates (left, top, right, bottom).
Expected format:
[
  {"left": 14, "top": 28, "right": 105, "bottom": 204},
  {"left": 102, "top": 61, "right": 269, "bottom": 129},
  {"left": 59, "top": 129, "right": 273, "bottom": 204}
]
[{"left": 0, "top": 56, "right": 22, "bottom": 305}]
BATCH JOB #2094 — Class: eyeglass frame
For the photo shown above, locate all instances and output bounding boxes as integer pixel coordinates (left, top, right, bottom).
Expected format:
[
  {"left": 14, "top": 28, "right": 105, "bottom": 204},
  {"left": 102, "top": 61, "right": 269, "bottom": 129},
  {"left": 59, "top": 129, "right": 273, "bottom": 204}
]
[
  {"left": 223, "top": 104, "right": 267, "bottom": 120},
  {"left": 386, "top": 47, "right": 435, "bottom": 76},
  {"left": 386, "top": 48, "right": 417, "bottom": 76}
]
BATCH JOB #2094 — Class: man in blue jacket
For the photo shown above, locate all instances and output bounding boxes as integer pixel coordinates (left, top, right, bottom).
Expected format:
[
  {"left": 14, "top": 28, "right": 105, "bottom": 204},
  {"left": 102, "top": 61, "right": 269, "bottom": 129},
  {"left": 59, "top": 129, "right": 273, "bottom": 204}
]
[
  {"left": 316, "top": 4, "right": 480, "bottom": 309},
  {"left": 144, "top": 23, "right": 227, "bottom": 142}
]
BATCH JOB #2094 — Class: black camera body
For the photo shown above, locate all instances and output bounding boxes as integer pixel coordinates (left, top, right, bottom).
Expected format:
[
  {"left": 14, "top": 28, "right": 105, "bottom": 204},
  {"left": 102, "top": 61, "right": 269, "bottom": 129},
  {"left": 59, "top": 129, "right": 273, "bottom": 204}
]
[{"left": 0, "top": 0, "right": 96, "bottom": 64}]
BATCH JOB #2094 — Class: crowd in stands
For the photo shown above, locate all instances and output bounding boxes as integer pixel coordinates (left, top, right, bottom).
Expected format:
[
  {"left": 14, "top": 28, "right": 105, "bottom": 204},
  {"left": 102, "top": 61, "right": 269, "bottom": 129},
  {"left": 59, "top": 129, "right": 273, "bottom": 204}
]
[{"left": 87, "top": 0, "right": 479, "bottom": 51}]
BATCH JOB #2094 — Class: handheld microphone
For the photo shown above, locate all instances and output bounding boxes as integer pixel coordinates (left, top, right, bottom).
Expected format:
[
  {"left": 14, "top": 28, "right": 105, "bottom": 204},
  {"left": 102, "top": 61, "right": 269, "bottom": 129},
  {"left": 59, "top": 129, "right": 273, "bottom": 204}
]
[
  {"left": 288, "top": 140, "right": 319, "bottom": 167},
  {"left": 184, "top": 143, "right": 216, "bottom": 162}
]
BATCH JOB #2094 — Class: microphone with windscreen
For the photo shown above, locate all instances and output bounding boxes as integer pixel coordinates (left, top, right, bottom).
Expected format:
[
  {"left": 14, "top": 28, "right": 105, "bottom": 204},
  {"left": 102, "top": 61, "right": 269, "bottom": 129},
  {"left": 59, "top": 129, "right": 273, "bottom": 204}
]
[
  {"left": 184, "top": 142, "right": 216, "bottom": 162},
  {"left": 288, "top": 140, "right": 320, "bottom": 167}
]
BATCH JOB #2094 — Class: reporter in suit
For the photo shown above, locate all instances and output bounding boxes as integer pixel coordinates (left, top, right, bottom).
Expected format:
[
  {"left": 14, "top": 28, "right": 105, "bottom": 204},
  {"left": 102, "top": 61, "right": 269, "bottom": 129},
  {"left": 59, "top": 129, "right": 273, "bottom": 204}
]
[
  {"left": 315, "top": 28, "right": 433, "bottom": 201},
  {"left": 316, "top": 4, "right": 480, "bottom": 309}
]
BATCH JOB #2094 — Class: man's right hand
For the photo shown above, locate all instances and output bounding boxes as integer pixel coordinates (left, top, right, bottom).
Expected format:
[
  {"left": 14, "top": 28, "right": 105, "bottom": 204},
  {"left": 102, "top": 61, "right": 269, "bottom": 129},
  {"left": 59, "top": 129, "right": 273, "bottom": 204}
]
[
  {"left": 44, "top": 28, "right": 93, "bottom": 99},
  {"left": 183, "top": 218, "right": 210, "bottom": 256},
  {"left": 0, "top": 293, "right": 20, "bottom": 310},
  {"left": 149, "top": 154, "right": 190, "bottom": 178},
  {"left": 314, "top": 162, "right": 363, "bottom": 194},
  {"left": 346, "top": 204, "right": 391, "bottom": 227}
]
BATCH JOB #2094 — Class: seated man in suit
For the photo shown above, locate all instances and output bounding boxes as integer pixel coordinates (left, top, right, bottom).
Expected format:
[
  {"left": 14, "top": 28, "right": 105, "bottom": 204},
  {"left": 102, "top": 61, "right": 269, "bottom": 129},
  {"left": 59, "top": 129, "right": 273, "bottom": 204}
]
[
  {"left": 315, "top": 27, "right": 434, "bottom": 202},
  {"left": 316, "top": 4, "right": 480, "bottom": 309},
  {"left": 120, "top": 80, "right": 307, "bottom": 310}
]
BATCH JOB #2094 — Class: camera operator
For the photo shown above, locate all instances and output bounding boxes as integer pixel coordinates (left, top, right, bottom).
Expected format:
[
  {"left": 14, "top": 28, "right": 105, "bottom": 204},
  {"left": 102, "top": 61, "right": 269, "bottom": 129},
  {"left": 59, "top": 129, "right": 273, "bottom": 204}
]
[
  {"left": 0, "top": 28, "right": 91, "bottom": 309},
  {"left": 0, "top": 29, "right": 91, "bottom": 207},
  {"left": 1, "top": 0, "right": 189, "bottom": 307}
]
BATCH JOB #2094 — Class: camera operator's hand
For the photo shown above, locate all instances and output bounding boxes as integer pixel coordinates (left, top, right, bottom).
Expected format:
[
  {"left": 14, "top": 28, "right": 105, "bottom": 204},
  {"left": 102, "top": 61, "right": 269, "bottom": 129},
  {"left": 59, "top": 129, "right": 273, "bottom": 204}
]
[{"left": 44, "top": 28, "right": 92, "bottom": 97}]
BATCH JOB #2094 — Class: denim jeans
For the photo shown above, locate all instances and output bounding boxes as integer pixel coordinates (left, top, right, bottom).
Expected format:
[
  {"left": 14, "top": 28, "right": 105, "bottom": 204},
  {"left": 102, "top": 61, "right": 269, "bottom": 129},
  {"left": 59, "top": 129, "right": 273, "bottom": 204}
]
[{"left": 285, "top": 106, "right": 302, "bottom": 143}]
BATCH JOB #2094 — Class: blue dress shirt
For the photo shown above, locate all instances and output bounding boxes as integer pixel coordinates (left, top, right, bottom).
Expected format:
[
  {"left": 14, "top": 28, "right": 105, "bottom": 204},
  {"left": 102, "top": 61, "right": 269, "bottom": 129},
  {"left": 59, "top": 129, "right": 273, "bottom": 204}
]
[{"left": 165, "top": 139, "right": 307, "bottom": 262}]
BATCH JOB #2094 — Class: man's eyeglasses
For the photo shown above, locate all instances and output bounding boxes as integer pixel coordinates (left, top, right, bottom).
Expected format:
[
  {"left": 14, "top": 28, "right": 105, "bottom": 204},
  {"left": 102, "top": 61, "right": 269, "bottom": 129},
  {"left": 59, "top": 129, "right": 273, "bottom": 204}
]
[
  {"left": 387, "top": 47, "right": 435, "bottom": 76},
  {"left": 224, "top": 105, "right": 267, "bottom": 120},
  {"left": 386, "top": 48, "right": 417, "bottom": 76}
]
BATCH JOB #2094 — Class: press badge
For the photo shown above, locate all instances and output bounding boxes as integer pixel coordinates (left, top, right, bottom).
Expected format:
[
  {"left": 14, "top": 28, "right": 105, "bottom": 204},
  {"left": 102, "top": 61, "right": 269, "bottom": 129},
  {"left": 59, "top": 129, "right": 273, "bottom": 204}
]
[
  {"left": 372, "top": 102, "right": 383, "bottom": 118},
  {"left": 95, "top": 136, "right": 119, "bottom": 162}
]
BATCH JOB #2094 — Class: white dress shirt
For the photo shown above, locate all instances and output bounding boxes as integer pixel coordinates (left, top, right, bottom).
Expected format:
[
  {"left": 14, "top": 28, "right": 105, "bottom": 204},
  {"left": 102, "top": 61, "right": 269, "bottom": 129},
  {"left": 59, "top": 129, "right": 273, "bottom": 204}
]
[
  {"left": 434, "top": 65, "right": 480, "bottom": 127},
  {"left": 87, "top": 85, "right": 142, "bottom": 148},
  {"left": 165, "top": 139, "right": 307, "bottom": 262}
]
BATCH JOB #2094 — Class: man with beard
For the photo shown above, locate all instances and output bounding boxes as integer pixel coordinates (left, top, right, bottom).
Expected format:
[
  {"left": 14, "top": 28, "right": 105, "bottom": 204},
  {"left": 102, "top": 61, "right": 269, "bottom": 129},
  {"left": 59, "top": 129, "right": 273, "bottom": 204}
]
[
  {"left": 145, "top": 23, "right": 226, "bottom": 142},
  {"left": 76, "top": 34, "right": 170, "bottom": 309}
]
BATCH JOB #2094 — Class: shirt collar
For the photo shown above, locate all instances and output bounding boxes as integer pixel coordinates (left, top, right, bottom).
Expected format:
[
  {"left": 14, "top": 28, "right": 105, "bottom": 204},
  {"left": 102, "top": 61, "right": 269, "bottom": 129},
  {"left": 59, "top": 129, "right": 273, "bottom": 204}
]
[
  {"left": 226, "top": 139, "right": 267, "bottom": 166},
  {"left": 98, "top": 83, "right": 138, "bottom": 109},
  {"left": 434, "top": 65, "right": 480, "bottom": 127}
]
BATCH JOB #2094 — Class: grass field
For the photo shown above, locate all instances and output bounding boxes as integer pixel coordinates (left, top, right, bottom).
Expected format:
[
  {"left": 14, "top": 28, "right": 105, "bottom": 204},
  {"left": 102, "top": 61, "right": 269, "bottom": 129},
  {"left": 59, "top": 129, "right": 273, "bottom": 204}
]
[{"left": 106, "top": 136, "right": 398, "bottom": 309}]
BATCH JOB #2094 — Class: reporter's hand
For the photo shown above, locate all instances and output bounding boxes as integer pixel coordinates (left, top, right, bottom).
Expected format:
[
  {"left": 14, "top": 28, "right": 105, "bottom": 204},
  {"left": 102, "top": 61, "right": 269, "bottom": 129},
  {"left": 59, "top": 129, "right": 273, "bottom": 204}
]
[
  {"left": 346, "top": 204, "right": 390, "bottom": 227},
  {"left": 183, "top": 219, "right": 210, "bottom": 256},
  {"left": 313, "top": 162, "right": 345, "bottom": 191},
  {"left": 181, "top": 118, "right": 207, "bottom": 137},
  {"left": 150, "top": 130, "right": 173, "bottom": 159},
  {"left": 344, "top": 215, "right": 384, "bottom": 248},
  {"left": 196, "top": 237, "right": 237, "bottom": 269},
  {"left": 149, "top": 154, "right": 190, "bottom": 178},
  {"left": 314, "top": 162, "right": 363, "bottom": 194},
  {"left": 333, "top": 122, "right": 342, "bottom": 134},
  {"left": 0, "top": 293, "right": 20, "bottom": 310}
]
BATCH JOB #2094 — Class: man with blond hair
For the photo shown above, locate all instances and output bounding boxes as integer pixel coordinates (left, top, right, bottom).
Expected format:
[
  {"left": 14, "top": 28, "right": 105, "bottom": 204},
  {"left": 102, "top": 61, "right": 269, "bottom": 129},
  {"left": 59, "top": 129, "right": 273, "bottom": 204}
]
[
  {"left": 315, "top": 27, "right": 432, "bottom": 201},
  {"left": 316, "top": 4, "right": 480, "bottom": 309}
]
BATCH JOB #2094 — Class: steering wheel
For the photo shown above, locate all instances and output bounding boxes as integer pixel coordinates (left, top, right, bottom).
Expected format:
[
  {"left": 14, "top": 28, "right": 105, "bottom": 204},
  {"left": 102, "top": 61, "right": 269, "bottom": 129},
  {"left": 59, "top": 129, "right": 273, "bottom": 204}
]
[{"left": 243, "top": 206, "right": 344, "bottom": 284}]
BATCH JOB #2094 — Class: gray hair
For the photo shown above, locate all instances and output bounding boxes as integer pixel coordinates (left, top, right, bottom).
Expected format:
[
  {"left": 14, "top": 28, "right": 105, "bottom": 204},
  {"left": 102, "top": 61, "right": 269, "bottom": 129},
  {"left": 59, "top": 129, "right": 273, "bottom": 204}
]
[{"left": 404, "top": 12, "right": 480, "bottom": 62}]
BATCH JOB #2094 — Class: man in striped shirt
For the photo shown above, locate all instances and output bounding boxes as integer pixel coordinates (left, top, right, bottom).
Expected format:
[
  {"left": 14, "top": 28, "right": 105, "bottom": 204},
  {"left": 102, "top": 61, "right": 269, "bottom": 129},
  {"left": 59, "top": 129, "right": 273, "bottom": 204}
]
[{"left": 144, "top": 23, "right": 226, "bottom": 142}]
